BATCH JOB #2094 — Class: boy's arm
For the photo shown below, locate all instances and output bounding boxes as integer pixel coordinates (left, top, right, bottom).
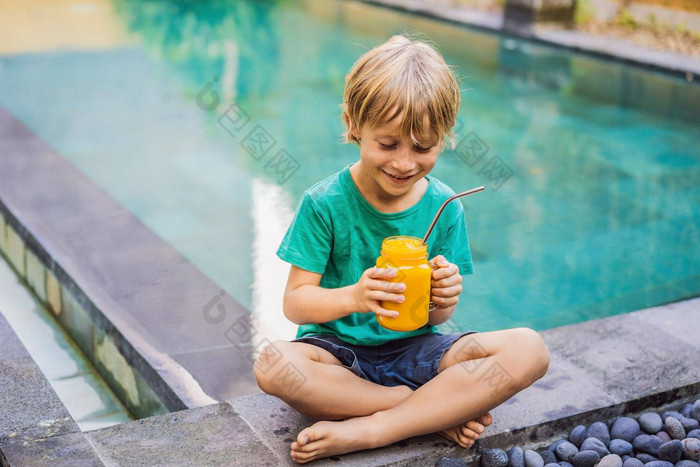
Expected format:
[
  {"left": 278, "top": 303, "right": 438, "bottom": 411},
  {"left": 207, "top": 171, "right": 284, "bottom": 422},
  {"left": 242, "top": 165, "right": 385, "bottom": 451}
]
[{"left": 283, "top": 265, "right": 404, "bottom": 325}]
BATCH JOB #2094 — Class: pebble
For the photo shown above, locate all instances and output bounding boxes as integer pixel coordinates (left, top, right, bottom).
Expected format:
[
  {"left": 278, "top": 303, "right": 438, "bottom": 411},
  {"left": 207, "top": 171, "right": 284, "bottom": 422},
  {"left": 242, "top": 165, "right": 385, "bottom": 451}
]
[
  {"left": 635, "top": 453, "right": 659, "bottom": 463},
  {"left": 611, "top": 417, "right": 640, "bottom": 442},
  {"left": 692, "top": 400, "right": 700, "bottom": 422},
  {"left": 508, "top": 446, "right": 524, "bottom": 467},
  {"left": 580, "top": 437, "right": 610, "bottom": 457},
  {"left": 482, "top": 449, "right": 509, "bottom": 467},
  {"left": 437, "top": 457, "right": 468, "bottom": 467},
  {"left": 539, "top": 450, "right": 557, "bottom": 465},
  {"left": 683, "top": 437, "right": 700, "bottom": 461},
  {"left": 662, "top": 411, "right": 684, "bottom": 422},
  {"left": 569, "top": 426, "right": 587, "bottom": 447},
  {"left": 639, "top": 413, "right": 664, "bottom": 434},
  {"left": 665, "top": 416, "right": 686, "bottom": 440},
  {"left": 657, "top": 439, "right": 683, "bottom": 463},
  {"left": 688, "top": 429, "right": 700, "bottom": 439},
  {"left": 549, "top": 440, "right": 567, "bottom": 453},
  {"left": 621, "top": 455, "right": 630, "bottom": 463},
  {"left": 555, "top": 441, "right": 579, "bottom": 462},
  {"left": 656, "top": 431, "right": 672, "bottom": 443},
  {"left": 676, "top": 461, "right": 700, "bottom": 467},
  {"left": 632, "top": 434, "right": 663, "bottom": 455},
  {"left": 571, "top": 450, "right": 599, "bottom": 467},
  {"left": 524, "top": 449, "right": 544, "bottom": 467},
  {"left": 544, "top": 464, "right": 559, "bottom": 467},
  {"left": 587, "top": 422, "right": 611, "bottom": 446},
  {"left": 597, "top": 454, "right": 623, "bottom": 467},
  {"left": 643, "top": 461, "right": 674, "bottom": 467},
  {"left": 609, "top": 439, "right": 633, "bottom": 456},
  {"left": 621, "top": 458, "right": 644, "bottom": 467},
  {"left": 559, "top": 462, "right": 573, "bottom": 467},
  {"left": 683, "top": 417, "right": 700, "bottom": 432},
  {"left": 682, "top": 404, "right": 693, "bottom": 419}
]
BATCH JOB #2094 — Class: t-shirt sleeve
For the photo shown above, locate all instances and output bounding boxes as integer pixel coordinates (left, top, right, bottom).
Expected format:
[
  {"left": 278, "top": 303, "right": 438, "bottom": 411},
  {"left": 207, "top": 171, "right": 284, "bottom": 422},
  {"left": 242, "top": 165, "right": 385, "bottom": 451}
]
[
  {"left": 433, "top": 201, "right": 474, "bottom": 275},
  {"left": 276, "top": 193, "right": 332, "bottom": 274}
]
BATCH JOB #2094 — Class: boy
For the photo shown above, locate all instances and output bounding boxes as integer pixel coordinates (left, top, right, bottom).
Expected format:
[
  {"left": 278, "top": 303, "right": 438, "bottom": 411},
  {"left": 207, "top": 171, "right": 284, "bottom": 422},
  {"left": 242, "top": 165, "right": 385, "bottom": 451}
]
[{"left": 254, "top": 35, "right": 550, "bottom": 464}]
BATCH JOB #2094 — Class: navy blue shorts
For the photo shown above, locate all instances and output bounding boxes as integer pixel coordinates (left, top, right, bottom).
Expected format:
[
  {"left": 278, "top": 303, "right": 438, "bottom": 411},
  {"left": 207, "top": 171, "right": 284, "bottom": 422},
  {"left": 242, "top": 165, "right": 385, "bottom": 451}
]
[{"left": 293, "top": 331, "right": 477, "bottom": 390}]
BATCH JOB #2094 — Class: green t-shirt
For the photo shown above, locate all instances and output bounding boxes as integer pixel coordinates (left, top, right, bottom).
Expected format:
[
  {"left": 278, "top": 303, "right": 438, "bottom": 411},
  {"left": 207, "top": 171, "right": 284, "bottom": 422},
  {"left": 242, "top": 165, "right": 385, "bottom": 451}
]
[{"left": 277, "top": 163, "right": 474, "bottom": 346}]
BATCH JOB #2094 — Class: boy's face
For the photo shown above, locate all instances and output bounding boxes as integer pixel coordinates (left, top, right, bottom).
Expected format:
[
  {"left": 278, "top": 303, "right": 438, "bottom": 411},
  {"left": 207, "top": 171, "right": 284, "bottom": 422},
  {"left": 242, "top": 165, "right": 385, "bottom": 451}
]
[{"left": 353, "top": 114, "right": 440, "bottom": 199}]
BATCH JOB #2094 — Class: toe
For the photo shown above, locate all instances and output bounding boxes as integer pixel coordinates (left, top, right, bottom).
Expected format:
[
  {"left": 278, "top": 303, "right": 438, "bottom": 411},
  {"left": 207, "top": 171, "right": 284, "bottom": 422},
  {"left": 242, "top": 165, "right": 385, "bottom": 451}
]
[
  {"left": 479, "top": 412, "right": 493, "bottom": 426},
  {"left": 460, "top": 425, "right": 480, "bottom": 440},
  {"left": 291, "top": 449, "right": 318, "bottom": 463},
  {"left": 466, "top": 420, "right": 484, "bottom": 434},
  {"left": 457, "top": 433, "right": 474, "bottom": 448}
]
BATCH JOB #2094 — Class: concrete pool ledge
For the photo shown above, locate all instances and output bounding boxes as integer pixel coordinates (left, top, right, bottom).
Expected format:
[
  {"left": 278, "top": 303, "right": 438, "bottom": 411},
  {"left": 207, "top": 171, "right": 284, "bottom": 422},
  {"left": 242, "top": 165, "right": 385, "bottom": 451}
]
[
  {"left": 2, "top": 297, "right": 698, "bottom": 465},
  {"left": 356, "top": 0, "right": 700, "bottom": 78},
  {"left": 0, "top": 105, "right": 259, "bottom": 416}
]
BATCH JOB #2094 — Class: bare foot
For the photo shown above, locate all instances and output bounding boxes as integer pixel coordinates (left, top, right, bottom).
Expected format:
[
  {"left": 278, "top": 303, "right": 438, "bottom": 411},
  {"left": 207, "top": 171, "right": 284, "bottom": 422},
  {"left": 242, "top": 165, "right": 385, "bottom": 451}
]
[
  {"left": 438, "top": 412, "right": 493, "bottom": 448},
  {"left": 289, "top": 415, "right": 387, "bottom": 464}
]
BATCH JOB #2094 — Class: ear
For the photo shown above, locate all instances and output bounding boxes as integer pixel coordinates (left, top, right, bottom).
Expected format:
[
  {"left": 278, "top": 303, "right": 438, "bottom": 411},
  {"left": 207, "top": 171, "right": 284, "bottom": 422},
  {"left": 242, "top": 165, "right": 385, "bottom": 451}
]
[{"left": 342, "top": 111, "right": 361, "bottom": 141}]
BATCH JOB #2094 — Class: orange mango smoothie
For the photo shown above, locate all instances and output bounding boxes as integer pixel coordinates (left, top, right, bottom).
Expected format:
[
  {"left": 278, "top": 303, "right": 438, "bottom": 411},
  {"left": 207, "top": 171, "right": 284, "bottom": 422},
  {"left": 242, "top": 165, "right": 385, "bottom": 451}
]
[{"left": 375, "top": 236, "right": 432, "bottom": 331}]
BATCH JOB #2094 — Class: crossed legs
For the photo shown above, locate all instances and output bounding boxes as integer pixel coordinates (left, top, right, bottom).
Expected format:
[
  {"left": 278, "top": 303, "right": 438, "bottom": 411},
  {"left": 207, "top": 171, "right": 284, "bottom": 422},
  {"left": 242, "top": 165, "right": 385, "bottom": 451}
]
[{"left": 254, "top": 327, "right": 550, "bottom": 463}]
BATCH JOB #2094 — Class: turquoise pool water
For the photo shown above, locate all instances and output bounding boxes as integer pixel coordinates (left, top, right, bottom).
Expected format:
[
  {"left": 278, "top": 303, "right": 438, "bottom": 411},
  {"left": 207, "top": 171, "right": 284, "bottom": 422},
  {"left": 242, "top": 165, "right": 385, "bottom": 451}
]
[{"left": 0, "top": 0, "right": 698, "bottom": 337}]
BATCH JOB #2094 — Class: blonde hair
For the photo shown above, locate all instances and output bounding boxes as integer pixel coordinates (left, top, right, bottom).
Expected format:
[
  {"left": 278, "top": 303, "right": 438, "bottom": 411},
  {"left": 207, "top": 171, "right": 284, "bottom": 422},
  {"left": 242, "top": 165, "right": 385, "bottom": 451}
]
[{"left": 341, "top": 34, "right": 460, "bottom": 150}]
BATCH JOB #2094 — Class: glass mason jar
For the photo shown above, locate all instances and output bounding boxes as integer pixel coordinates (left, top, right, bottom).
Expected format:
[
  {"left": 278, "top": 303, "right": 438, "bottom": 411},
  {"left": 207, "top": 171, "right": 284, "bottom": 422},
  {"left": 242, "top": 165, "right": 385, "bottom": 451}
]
[{"left": 375, "top": 236, "right": 432, "bottom": 332}]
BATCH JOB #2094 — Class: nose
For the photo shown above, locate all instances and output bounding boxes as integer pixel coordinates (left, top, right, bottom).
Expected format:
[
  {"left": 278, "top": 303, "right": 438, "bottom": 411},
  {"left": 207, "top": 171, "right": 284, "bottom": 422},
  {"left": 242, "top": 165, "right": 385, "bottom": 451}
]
[{"left": 391, "top": 147, "right": 415, "bottom": 174}]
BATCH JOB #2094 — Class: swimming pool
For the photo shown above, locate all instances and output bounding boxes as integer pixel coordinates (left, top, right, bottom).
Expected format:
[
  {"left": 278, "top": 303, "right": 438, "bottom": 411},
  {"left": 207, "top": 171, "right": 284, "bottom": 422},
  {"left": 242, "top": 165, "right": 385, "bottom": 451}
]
[{"left": 0, "top": 0, "right": 698, "bottom": 339}]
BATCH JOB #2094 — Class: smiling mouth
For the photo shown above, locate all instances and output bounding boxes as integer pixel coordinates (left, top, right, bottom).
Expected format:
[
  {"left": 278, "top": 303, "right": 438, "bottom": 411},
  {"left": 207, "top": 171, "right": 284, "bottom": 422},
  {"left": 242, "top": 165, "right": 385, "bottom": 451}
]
[{"left": 383, "top": 171, "right": 414, "bottom": 184}]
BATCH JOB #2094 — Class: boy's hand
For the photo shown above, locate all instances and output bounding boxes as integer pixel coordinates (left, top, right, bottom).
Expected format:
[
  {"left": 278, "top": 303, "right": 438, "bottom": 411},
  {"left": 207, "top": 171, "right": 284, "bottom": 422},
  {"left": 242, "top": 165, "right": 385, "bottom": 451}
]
[
  {"left": 429, "top": 255, "right": 462, "bottom": 309},
  {"left": 351, "top": 267, "right": 405, "bottom": 318}
]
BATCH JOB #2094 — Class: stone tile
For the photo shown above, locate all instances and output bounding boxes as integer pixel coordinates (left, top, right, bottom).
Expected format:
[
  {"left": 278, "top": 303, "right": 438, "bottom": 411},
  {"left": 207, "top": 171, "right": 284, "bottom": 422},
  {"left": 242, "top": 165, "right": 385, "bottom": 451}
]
[
  {"left": 631, "top": 298, "right": 700, "bottom": 350},
  {"left": 0, "top": 312, "right": 31, "bottom": 361},
  {"left": 541, "top": 312, "right": 700, "bottom": 404},
  {"left": 0, "top": 358, "right": 78, "bottom": 446},
  {"left": 488, "top": 352, "right": 616, "bottom": 434},
  {"left": 0, "top": 431, "right": 104, "bottom": 467},
  {"left": 86, "top": 403, "right": 279, "bottom": 466},
  {"left": 5, "top": 225, "right": 25, "bottom": 277},
  {"left": 231, "top": 394, "right": 460, "bottom": 466},
  {"left": 24, "top": 248, "right": 46, "bottom": 303},
  {"left": 92, "top": 327, "right": 167, "bottom": 419},
  {"left": 45, "top": 268, "right": 62, "bottom": 316},
  {"left": 171, "top": 346, "right": 259, "bottom": 402},
  {"left": 58, "top": 286, "right": 95, "bottom": 360}
]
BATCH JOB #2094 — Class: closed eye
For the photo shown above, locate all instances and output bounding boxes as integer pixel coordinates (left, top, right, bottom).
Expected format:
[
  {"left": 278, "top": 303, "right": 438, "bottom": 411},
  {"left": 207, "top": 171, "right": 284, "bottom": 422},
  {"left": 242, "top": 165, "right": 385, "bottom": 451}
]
[
  {"left": 414, "top": 145, "right": 433, "bottom": 153},
  {"left": 379, "top": 142, "right": 397, "bottom": 150}
]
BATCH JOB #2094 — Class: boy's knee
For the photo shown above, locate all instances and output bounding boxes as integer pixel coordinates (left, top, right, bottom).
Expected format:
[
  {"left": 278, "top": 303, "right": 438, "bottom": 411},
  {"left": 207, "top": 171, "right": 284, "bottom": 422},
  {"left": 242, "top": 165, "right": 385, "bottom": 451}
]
[
  {"left": 511, "top": 327, "right": 550, "bottom": 383},
  {"left": 254, "top": 340, "right": 293, "bottom": 393}
]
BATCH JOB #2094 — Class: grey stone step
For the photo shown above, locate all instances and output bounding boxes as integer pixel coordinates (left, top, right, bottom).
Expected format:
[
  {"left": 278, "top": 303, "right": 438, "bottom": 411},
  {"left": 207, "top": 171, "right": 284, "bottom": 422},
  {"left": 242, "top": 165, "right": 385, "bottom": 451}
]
[{"left": 85, "top": 403, "right": 280, "bottom": 466}]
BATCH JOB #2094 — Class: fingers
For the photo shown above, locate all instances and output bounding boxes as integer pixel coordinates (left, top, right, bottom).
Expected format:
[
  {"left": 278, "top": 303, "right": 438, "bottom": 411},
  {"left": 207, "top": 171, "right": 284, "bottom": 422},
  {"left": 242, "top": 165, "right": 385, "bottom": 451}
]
[
  {"left": 431, "top": 283, "right": 463, "bottom": 299},
  {"left": 366, "top": 267, "right": 398, "bottom": 280},
  {"left": 373, "top": 306, "right": 400, "bottom": 319},
  {"left": 432, "top": 269, "right": 462, "bottom": 290},
  {"left": 432, "top": 262, "right": 460, "bottom": 282}
]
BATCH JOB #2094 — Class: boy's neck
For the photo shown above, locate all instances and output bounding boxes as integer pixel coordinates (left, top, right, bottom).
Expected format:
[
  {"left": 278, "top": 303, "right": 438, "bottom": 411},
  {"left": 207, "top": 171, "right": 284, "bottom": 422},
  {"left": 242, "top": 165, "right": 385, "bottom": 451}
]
[{"left": 349, "top": 162, "right": 429, "bottom": 214}]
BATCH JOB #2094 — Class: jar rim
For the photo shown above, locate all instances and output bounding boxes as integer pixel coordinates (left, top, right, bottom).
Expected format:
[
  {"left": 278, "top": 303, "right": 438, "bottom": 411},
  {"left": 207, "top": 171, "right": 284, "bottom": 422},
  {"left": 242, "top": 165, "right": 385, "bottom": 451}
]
[{"left": 380, "top": 236, "right": 428, "bottom": 260}]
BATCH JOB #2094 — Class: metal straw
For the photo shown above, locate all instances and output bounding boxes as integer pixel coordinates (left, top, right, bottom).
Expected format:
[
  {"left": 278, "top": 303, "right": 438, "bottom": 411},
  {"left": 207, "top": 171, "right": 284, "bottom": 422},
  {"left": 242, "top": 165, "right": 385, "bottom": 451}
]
[{"left": 421, "top": 186, "right": 485, "bottom": 245}]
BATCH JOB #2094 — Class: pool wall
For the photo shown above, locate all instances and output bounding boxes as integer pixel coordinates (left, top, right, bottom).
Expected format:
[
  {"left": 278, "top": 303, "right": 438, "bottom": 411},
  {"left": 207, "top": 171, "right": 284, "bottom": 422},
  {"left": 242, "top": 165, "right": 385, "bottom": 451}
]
[
  {"left": 0, "top": 203, "right": 170, "bottom": 419},
  {"left": 0, "top": 105, "right": 261, "bottom": 418}
]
